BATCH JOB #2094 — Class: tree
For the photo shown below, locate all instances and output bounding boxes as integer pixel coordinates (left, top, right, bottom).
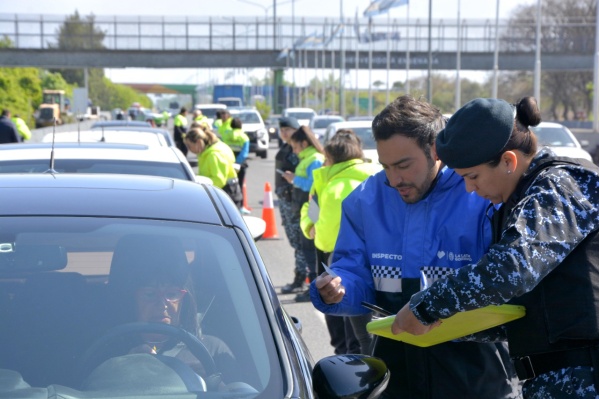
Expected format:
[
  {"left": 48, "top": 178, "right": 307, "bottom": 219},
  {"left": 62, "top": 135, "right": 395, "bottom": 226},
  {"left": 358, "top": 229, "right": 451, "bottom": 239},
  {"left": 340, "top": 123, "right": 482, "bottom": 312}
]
[
  {"left": 49, "top": 11, "right": 106, "bottom": 87},
  {"left": 504, "top": 0, "right": 595, "bottom": 120}
]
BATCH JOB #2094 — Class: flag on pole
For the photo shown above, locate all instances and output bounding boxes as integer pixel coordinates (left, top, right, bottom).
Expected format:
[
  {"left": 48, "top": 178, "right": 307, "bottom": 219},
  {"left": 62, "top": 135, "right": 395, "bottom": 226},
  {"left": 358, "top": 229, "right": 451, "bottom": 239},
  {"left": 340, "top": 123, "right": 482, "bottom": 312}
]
[
  {"left": 277, "top": 47, "right": 295, "bottom": 61},
  {"left": 354, "top": 9, "right": 363, "bottom": 43},
  {"left": 363, "top": 0, "right": 409, "bottom": 18},
  {"left": 294, "top": 32, "right": 326, "bottom": 49},
  {"left": 324, "top": 23, "right": 344, "bottom": 47}
]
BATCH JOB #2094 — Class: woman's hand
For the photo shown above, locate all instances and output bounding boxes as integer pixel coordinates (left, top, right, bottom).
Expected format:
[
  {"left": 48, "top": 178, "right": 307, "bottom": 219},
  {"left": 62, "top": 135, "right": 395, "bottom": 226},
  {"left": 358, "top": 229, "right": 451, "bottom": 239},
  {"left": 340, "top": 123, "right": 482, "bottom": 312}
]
[
  {"left": 391, "top": 303, "right": 442, "bottom": 335},
  {"left": 282, "top": 171, "right": 295, "bottom": 183}
]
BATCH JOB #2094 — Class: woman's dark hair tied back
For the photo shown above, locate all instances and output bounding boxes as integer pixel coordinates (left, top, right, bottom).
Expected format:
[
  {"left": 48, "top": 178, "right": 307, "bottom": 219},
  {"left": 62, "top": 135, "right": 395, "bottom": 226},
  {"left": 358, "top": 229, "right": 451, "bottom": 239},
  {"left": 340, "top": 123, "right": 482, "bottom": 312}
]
[{"left": 515, "top": 96, "right": 541, "bottom": 128}]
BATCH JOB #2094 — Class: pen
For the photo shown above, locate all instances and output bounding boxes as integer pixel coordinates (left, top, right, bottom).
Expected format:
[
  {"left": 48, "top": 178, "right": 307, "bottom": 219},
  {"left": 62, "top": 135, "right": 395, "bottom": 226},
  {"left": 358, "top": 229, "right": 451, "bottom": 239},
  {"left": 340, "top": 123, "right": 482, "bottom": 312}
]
[{"left": 361, "top": 301, "right": 394, "bottom": 317}]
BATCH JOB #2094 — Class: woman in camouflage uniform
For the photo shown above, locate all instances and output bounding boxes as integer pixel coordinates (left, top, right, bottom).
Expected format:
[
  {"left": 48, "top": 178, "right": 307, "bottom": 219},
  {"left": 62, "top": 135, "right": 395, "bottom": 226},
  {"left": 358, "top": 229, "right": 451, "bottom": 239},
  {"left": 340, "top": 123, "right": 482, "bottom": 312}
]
[{"left": 393, "top": 96, "right": 599, "bottom": 399}]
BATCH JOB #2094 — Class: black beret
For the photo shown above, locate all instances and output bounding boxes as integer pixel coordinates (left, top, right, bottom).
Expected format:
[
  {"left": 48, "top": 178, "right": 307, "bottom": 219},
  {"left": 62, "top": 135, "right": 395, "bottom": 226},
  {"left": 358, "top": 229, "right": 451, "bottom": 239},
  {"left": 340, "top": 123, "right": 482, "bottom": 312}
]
[
  {"left": 436, "top": 98, "right": 515, "bottom": 169},
  {"left": 279, "top": 116, "right": 300, "bottom": 129}
]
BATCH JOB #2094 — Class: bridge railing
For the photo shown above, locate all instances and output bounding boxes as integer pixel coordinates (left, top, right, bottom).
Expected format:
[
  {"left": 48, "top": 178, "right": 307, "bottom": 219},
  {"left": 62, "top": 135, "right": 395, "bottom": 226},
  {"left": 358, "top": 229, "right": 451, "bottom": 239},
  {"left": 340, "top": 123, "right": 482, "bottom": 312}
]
[{"left": 0, "top": 14, "right": 594, "bottom": 55}]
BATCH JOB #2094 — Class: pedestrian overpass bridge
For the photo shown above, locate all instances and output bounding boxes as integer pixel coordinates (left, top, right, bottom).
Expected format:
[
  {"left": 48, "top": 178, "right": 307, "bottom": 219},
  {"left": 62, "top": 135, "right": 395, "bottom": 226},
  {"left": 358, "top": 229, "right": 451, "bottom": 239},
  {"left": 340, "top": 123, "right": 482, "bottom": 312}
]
[{"left": 0, "top": 13, "right": 594, "bottom": 72}]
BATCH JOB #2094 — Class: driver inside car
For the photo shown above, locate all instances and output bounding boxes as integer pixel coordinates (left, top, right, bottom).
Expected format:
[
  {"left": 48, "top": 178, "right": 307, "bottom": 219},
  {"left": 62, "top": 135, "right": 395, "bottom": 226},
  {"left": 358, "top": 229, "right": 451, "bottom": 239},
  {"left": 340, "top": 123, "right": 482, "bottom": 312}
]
[{"left": 92, "top": 234, "right": 237, "bottom": 391}]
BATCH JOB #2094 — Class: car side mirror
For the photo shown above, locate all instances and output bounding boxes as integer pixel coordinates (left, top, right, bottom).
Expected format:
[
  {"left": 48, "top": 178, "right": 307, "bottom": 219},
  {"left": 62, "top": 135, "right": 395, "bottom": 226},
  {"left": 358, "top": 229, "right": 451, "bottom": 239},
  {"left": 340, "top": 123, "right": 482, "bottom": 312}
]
[
  {"left": 313, "top": 354, "right": 389, "bottom": 399},
  {"left": 242, "top": 216, "right": 266, "bottom": 241}
]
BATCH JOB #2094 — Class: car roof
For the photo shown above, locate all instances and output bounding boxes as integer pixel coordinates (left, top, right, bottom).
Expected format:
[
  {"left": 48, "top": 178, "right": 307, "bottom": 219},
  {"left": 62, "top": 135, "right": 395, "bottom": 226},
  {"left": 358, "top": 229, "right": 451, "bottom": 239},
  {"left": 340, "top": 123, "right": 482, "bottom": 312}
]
[
  {"left": 42, "top": 130, "right": 168, "bottom": 147},
  {"left": 536, "top": 121, "right": 567, "bottom": 128},
  {"left": 91, "top": 120, "right": 152, "bottom": 128},
  {"left": 194, "top": 103, "right": 227, "bottom": 109},
  {"left": 284, "top": 107, "right": 316, "bottom": 112},
  {"left": 328, "top": 120, "right": 373, "bottom": 128},
  {"left": 0, "top": 173, "right": 223, "bottom": 224},
  {"left": 90, "top": 126, "right": 175, "bottom": 146},
  {"left": 0, "top": 142, "right": 185, "bottom": 163}
]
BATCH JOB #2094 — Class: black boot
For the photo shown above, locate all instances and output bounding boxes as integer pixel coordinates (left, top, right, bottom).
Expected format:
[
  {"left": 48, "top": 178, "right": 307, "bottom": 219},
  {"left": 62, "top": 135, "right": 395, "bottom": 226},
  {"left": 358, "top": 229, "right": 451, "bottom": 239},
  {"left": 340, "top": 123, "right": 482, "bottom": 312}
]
[{"left": 281, "top": 272, "right": 307, "bottom": 294}]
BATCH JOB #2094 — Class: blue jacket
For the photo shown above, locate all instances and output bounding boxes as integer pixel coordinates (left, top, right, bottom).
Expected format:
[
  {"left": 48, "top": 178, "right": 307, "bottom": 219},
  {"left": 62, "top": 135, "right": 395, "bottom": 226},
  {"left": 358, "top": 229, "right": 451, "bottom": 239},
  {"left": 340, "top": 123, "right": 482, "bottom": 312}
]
[
  {"left": 310, "top": 166, "right": 492, "bottom": 316},
  {"left": 310, "top": 166, "right": 521, "bottom": 399}
]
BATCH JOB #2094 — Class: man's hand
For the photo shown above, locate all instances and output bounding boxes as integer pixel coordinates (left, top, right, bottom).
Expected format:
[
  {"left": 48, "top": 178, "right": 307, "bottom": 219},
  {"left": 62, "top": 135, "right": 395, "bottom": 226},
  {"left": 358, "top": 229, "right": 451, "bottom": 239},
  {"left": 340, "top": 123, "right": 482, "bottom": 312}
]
[
  {"left": 314, "top": 272, "right": 345, "bottom": 304},
  {"left": 391, "top": 303, "right": 442, "bottom": 335}
]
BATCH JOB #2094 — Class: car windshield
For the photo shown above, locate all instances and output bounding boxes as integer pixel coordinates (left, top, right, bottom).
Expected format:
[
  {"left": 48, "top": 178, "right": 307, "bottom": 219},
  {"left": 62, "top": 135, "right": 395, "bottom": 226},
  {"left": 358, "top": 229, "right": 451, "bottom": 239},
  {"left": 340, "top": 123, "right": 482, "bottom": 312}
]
[
  {"left": 197, "top": 108, "right": 222, "bottom": 118},
  {"left": 0, "top": 216, "right": 282, "bottom": 398},
  {"left": 351, "top": 127, "right": 376, "bottom": 149},
  {"left": 0, "top": 159, "right": 191, "bottom": 180},
  {"left": 287, "top": 112, "right": 314, "bottom": 120},
  {"left": 39, "top": 108, "right": 54, "bottom": 119},
  {"left": 312, "top": 118, "right": 343, "bottom": 129},
  {"left": 531, "top": 126, "right": 577, "bottom": 147},
  {"left": 235, "top": 112, "right": 261, "bottom": 124}
]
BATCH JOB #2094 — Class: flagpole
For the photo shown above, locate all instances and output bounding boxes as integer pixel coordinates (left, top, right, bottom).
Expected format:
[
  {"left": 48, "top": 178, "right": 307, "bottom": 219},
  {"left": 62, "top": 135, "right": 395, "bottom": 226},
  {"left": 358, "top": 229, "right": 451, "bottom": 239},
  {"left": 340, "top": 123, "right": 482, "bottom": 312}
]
[
  {"left": 427, "top": 0, "right": 433, "bottom": 103},
  {"left": 322, "top": 23, "right": 326, "bottom": 113},
  {"left": 406, "top": 1, "right": 410, "bottom": 94},
  {"left": 386, "top": 12, "right": 391, "bottom": 105},
  {"left": 455, "top": 0, "right": 461, "bottom": 111},
  {"left": 304, "top": 47, "right": 308, "bottom": 108},
  {"left": 340, "top": 0, "right": 345, "bottom": 117},
  {"left": 292, "top": 0, "right": 296, "bottom": 106},
  {"left": 368, "top": 17, "right": 373, "bottom": 117},
  {"left": 492, "top": 0, "right": 500, "bottom": 98},
  {"left": 355, "top": 8, "right": 359, "bottom": 117},
  {"left": 534, "top": 0, "right": 541, "bottom": 108}
]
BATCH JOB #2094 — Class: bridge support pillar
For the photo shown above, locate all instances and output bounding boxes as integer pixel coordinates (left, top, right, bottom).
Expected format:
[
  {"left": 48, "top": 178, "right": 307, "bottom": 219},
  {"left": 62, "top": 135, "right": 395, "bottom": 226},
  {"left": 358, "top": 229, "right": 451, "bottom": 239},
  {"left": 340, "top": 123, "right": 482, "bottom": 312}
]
[{"left": 273, "top": 68, "right": 285, "bottom": 114}]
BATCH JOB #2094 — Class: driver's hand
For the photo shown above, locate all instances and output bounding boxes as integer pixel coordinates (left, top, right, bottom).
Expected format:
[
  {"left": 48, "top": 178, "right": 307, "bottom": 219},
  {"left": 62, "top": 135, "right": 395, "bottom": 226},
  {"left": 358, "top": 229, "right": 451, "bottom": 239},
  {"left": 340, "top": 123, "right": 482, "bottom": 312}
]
[{"left": 129, "top": 343, "right": 158, "bottom": 355}]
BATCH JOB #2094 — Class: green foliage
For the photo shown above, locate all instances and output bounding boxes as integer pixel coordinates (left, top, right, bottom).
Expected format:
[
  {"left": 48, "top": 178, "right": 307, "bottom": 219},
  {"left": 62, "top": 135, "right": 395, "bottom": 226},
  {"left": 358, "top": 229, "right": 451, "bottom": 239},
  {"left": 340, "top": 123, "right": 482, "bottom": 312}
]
[
  {"left": 0, "top": 67, "right": 43, "bottom": 127},
  {"left": 87, "top": 74, "right": 151, "bottom": 111},
  {"left": 255, "top": 100, "right": 271, "bottom": 121},
  {"left": 0, "top": 36, "right": 13, "bottom": 48}
]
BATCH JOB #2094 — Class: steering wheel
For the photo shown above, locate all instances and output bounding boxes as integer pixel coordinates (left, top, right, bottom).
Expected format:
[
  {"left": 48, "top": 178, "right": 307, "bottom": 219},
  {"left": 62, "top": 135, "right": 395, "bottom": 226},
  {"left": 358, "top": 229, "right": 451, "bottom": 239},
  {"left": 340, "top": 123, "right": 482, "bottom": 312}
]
[{"left": 77, "top": 322, "right": 218, "bottom": 388}]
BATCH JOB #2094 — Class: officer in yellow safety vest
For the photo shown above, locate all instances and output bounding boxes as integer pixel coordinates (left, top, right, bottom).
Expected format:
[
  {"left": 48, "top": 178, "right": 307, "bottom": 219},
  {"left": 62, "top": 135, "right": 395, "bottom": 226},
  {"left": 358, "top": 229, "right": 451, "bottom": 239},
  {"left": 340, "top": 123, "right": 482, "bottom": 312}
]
[
  {"left": 222, "top": 117, "right": 250, "bottom": 214},
  {"left": 192, "top": 110, "right": 209, "bottom": 128},
  {"left": 11, "top": 114, "right": 31, "bottom": 142},
  {"left": 217, "top": 110, "right": 233, "bottom": 138},
  {"left": 173, "top": 107, "right": 188, "bottom": 155}
]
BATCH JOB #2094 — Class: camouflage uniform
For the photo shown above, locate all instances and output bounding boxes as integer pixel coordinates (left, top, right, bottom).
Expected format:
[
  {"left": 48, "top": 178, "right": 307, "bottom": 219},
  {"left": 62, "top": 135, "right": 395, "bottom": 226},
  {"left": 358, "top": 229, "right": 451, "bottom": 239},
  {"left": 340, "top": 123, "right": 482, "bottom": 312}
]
[
  {"left": 410, "top": 148, "right": 599, "bottom": 398},
  {"left": 275, "top": 143, "right": 309, "bottom": 287}
]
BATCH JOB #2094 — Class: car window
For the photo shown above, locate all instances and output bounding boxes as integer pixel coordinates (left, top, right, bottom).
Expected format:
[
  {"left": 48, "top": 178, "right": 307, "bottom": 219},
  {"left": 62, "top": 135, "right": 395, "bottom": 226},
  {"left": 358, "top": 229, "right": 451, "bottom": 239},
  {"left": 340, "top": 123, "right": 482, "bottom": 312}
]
[
  {"left": 236, "top": 112, "right": 262, "bottom": 124},
  {"left": 286, "top": 112, "right": 314, "bottom": 120},
  {"left": 197, "top": 108, "right": 222, "bottom": 119},
  {"left": 0, "top": 159, "right": 191, "bottom": 180},
  {"left": 0, "top": 217, "right": 282, "bottom": 397},
  {"left": 312, "top": 118, "right": 342, "bottom": 129},
  {"left": 531, "top": 126, "right": 577, "bottom": 147}
]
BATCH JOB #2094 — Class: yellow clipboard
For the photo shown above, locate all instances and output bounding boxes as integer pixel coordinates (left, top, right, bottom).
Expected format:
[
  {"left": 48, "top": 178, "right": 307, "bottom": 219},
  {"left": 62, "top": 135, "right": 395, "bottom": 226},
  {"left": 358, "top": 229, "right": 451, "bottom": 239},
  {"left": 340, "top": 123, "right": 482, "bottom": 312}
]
[{"left": 366, "top": 304, "right": 525, "bottom": 347}]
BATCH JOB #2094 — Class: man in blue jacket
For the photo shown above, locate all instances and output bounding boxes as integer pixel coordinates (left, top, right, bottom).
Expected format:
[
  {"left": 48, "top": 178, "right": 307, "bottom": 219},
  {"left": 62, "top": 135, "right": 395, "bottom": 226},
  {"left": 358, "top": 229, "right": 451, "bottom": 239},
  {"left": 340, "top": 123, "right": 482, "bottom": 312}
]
[{"left": 310, "top": 95, "right": 521, "bottom": 398}]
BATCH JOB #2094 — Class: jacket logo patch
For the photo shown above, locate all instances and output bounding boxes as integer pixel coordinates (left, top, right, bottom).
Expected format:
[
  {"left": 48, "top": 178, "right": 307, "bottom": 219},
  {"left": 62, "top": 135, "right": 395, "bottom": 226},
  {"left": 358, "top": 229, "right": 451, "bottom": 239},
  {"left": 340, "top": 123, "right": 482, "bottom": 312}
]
[{"left": 437, "top": 251, "right": 446, "bottom": 259}]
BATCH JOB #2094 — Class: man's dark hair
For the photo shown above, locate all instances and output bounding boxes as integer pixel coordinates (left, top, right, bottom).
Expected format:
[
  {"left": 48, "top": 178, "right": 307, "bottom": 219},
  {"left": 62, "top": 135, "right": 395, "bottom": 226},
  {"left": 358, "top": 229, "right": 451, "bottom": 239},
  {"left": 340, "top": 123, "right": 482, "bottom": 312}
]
[
  {"left": 372, "top": 95, "right": 445, "bottom": 154},
  {"left": 231, "top": 117, "right": 242, "bottom": 129},
  {"left": 1, "top": 109, "right": 10, "bottom": 117}
]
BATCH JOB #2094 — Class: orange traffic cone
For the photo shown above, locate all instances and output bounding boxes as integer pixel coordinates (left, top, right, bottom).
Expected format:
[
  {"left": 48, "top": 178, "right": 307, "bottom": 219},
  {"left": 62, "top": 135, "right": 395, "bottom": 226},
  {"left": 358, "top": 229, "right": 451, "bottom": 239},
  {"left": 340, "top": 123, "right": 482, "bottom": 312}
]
[
  {"left": 261, "top": 182, "right": 280, "bottom": 239},
  {"left": 242, "top": 182, "right": 252, "bottom": 211}
]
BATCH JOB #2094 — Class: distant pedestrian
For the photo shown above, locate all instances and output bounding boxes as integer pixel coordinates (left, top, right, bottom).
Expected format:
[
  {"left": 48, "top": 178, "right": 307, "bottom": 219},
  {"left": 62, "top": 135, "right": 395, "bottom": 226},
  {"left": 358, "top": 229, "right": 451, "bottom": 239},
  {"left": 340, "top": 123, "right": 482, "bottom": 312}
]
[
  {"left": 282, "top": 125, "right": 325, "bottom": 302},
  {"left": 11, "top": 114, "right": 31, "bottom": 142},
  {"left": 183, "top": 126, "right": 243, "bottom": 208},
  {"left": 173, "top": 107, "right": 189, "bottom": 156},
  {"left": 222, "top": 117, "right": 251, "bottom": 214},
  {"left": 300, "top": 129, "right": 381, "bottom": 355},
  {"left": 276, "top": 117, "right": 308, "bottom": 295},
  {"left": 0, "top": 109, "right": 19, "bottom": 144}
]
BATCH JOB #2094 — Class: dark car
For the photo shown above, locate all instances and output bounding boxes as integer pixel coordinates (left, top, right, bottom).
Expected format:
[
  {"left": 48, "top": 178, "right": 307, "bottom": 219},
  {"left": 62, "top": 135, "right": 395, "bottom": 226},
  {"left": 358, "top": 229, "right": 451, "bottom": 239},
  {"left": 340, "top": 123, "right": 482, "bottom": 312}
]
[
  {"left": 265, "top": 114, "right": 281, "bottom": 142},
  {"left": 0, "top": 173, "right": 389, "bottom": 398}
]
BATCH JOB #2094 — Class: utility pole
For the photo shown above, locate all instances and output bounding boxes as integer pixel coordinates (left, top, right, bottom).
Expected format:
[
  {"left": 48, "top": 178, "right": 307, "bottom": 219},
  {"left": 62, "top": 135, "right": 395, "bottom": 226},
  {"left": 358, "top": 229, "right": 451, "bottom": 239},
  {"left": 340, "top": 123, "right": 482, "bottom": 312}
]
[{"left": 339, "top": 0, "right": 346, "bottom": 117}]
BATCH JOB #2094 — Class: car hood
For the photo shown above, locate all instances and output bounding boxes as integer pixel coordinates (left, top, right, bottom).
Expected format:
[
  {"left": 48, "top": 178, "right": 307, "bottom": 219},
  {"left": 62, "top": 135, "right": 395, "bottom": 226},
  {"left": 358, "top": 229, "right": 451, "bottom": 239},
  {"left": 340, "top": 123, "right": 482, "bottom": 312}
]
[
  {"left": 243, "top": 123, "right": 265, "bottom": 132},
  {"left": 546, "top": 146, "right": 592, "bottom": 162}
]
